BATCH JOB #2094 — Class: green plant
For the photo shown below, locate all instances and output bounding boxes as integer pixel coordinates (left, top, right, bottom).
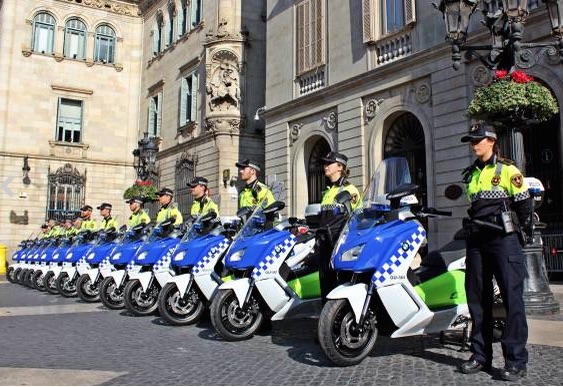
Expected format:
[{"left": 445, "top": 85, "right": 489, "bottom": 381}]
[
  {"left": 123, "top": 180, "right": 159, "bottom": 201},
  {"left": 467, "top": 70, "right": 559, "bottom": 123}
]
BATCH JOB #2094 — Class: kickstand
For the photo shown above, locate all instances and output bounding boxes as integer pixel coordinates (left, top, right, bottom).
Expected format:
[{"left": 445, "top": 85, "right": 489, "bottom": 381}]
[{"left": 440, "top": 325, "right": 471, "bottom": 352}]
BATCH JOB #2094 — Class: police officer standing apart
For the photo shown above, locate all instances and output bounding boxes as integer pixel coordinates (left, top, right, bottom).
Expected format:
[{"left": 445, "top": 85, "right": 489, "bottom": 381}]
[
  {"left": 79, "top": 205, "right": 97, "bottom": 231},
  {"left": 97, "top": 203, "right": 119, "bottom": 231},
  {"left": 189, "top": 177, "right": 219, "bottom": 217},
  {"left": 235, "top": 159, "right": 275, "bottom": 209},
  {"left": 126, "top": 196, "right": 151, "bottom": 228},
  {"left": 318, "top": 151, "right": 361, "bottom": 304},
  {"left": 156, "top": 187, "right": 183, "bottom": 225},
  {"left": 459, "top": 123, "right": 532, "bottom": 381}
]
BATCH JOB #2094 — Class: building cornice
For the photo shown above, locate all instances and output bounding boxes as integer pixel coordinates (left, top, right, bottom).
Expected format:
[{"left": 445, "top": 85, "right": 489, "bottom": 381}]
[
  {"left": 0, "top": 152, "right": 132, "bottom": 168},
  {"left": 56, "top": 0, "right": 141, "bottom": 17}
]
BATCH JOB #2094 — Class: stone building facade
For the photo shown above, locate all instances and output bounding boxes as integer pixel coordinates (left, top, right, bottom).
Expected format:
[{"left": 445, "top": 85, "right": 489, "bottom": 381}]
[
  {"left": 0, "top": 0, "right": 267, "bottom": 255},
  {"left": 263, "top": 0, "right": 563, "bottom": 248}
]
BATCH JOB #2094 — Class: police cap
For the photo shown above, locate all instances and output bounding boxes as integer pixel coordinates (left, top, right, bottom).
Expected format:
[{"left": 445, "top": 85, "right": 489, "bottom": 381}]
[
  {"left": 461, "top": 123, "right": 498, "bottom": 143},
  {"left": 96, "top": 202, "right": 112, "bottom": 210},
  {"left": 80, "top": 205, "right": 93, "bottom": 212},
  {"left": 157, "top": 187, "right": 174, "bottom": 197},
  {"left": 235, "top": 159, "right": 261, "bottom": 172},
  {"left": 126, "top": 196, "right": 144, "bottom": 205},
  {"left": 188, "top": 177, "right": 209, "bottom": 188},
  {"left": 321, "top": 151, "right": 348, "bottom": 167}
]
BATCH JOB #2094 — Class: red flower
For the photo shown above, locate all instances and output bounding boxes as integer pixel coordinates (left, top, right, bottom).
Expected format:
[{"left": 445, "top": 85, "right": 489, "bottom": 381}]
[
  {"left": 135, "top": 180, "right": 153, "bottom": 186},
  {"left": 511, "top": 70, "right": 534, "bottom": 83},
  {"left": 494, "top": 70, "right": 508, "bottom": 79}
]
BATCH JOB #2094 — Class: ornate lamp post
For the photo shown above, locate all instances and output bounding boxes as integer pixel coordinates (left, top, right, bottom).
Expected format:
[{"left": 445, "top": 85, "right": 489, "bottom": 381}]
[
  {"left": 132, "top": 132, "right": 160, "bottom": 182},
  {"left": 436, "top": 0, "right": 562, "bottom": 314}
]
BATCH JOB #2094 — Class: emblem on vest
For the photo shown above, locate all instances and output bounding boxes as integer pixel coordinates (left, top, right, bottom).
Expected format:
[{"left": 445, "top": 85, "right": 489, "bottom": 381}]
[{"left": 491, "top": 175, "right": 501, "bottom": 186}]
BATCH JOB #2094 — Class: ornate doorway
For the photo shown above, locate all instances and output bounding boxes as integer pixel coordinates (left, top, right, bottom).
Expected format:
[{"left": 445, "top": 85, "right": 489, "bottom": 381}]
[
  {"left": 383, "top": 112, "right": 427, "bottom": 206},
  {"left": 307, "top": 137, "right": 331, "bottom": 203}
]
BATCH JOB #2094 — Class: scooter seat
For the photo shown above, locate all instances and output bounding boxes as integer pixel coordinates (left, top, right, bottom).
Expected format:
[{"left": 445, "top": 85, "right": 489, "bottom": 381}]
[
  {"left": 420, "top": 239, "right": 466, "bottom": 269},
  {"left": 295, "top": 233, "right": 316, "bottom": 244}
]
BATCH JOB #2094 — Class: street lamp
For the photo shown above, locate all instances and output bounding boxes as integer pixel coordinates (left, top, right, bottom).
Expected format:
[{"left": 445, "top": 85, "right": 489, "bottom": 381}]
[
  {"left": 435, "top": 0, "right": 563, "bottom": 70},
  {"left": 132, "top": 132, "right": 160, "bottom": 182}
]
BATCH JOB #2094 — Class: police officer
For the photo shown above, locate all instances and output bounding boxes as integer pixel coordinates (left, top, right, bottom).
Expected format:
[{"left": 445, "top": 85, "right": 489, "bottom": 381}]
[
  {"left": 97, "top": 203, "right": 119, "bottom": 231},
  {"left": 62, "top": 218, "right": 77, "bottom": 237},
  {"left": 188, "top": 177, "right": 219, "bottom": 217},
  {"left": 459, "top": 123, "right": 532, "bottom": 381},
  {"left": 155, "top": 187, "right": 183, "bottom": 225},
  {"left": 79, "top": 205, "right": 97, "bottom": 230},
  {"left": 39, "top": 223, "right": 49, "bottom": 239},
  {"left": 235, "top": 159, "right": 275, "bottom": 209},
  {"left": 126, "top": 196, "right": 151, "bottom": 228},
  {"left": 45, "top": 219, "right": 63, "bottom": 238},
  {"left": 317, "top": 151, "right": 361, "bottom": 304}
]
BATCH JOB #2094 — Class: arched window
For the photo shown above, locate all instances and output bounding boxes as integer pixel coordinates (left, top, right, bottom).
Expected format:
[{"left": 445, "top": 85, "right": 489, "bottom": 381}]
[
  {"left": 46, "top": 163, "right": 86, "bottom": 222},
  {"left": 153, "top": 12, "right": 164, "bottom": 55},
  {"left": 166, "top": 2, "right": 175, "bottom": 46},
  {"left": 178, "top": 0, "right": 188, "bottom": 36},
  {"left": 94, "top": 24, "right": 116, "bottom": 64},
  {"left": 32, "top": 12, "right": 55, "bottom": 54},
  {"left": 64, "top": 18, "right": 87, "bottom": 59}
]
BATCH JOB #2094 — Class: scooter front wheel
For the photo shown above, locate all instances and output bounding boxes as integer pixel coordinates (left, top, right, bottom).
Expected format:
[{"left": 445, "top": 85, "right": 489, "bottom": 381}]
[
  {"left": 56, "top": 272, "right": 77, "bottom": 297},
  {"left": 76, "top": 274, "right": 100, "bottom": 302},
  {"left": 210, "top": 289, "right": 263, "bottom": 341},
  {"left": 158, "top": 282, "right": 205, "bottom": 326},
  {"left": 99, "top": 276, "right": 125, "bottom": 309},
  {"left": 31, "top": 270, "right": 46, "bottom": 291},
  {"left": 124, "top": 279, "right": 160, "bottom": 316},
  {"left": 44, "top": 271, "right": 59, "bottom": 294},
  {"left": 6, "top": 266, "right": 17, "bottom": 283},
  {"left": 318, "top": 299, "right": 378, "bottom": 366}
]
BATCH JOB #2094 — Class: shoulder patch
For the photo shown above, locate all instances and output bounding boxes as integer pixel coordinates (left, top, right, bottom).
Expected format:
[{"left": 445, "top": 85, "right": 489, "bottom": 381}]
[
  {"left": 498, "top": 157, "right": 515, "bottom": 165},
  {"left": 351, "top": 193, "right": 359, "bottom": 205},
  {"left": 510, "top": 173, "right": 524, "bottom": 188}
]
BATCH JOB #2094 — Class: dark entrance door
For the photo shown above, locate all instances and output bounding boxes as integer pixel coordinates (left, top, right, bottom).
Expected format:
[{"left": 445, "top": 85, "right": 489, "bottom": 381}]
[{"left": 307, "top": 138, "right": 331, "bottom": 203}]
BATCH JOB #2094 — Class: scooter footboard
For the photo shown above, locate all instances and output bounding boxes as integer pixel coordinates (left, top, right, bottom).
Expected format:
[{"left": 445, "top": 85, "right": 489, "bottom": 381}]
[
  {"left": 326, "top": 283, "right": 368, "bottom": 324},
  {"left": 217, "top": 278, "right": 251, "bottom": 307}
]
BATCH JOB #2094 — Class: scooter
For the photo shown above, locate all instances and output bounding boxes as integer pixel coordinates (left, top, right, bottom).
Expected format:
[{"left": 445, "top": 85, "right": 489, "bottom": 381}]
[
  {"left": 75, "top": 227, "right": 124, "bottom": 302},
  {"left": 157, "top": 212, "right": 237, "bottom": 325},
  {"left": 316, "top": 157, "right": 507, "bottom": 366},
  {"left": 43, "top": 236, "right": 77, "bottom": 294},
  {"left": 122, "top": 218, "right": 184, "bottom": 316},
  {"left": 209, "top": 201, "right": 320, "bottom": 341}
]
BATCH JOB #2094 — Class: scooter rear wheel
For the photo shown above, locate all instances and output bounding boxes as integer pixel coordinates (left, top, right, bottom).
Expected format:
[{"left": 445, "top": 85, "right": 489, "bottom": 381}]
[
  {"left": 124, "top": 279, "right": 160, "bottom": 316},
  {"left": 13, "top": 268, "right": 23, "bottom": 284},
  {"left": 56, "top": 272, "right": 77, "bottom": 297},
  {"left": 210, "top": 289, "right": 263, "bottom": 341},
  {"left": 44, "top": 271, "right": 59, "bottom": 294},
  {"left": 158, "top": 282, "right": 205, "bottom": 325},
  {"left": 76, "top": 274, "right": 100, "bottom": 303},
  {"left": 318, "top": 299, "right": 378, "bottom": 366},
  {"left": 99, "top": 276, "right": 125, "bottom": 309}
]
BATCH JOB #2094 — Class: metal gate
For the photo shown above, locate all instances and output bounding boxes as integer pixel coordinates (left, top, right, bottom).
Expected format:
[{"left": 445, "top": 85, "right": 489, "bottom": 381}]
[
  {"left": 174, "top": 151, "right": 197, "bottom": 219},
  {"left": 540, "top": 233, "right": 563, "bottom": 273},
  {"left": 46, "top": 163, "right": 86, "bottom": 221}
]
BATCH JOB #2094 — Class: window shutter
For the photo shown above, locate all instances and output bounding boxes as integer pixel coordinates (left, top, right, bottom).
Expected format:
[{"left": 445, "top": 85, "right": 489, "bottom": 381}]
[
  {"left": 362, "top": 0, "right": 376, "bottom": 43},
  {"left": 180, "top": 77, "right": 188, "bottom": 126},
  {"left": 405, "top": 0, "right": 416, "bottom": 25},
  {"left": 190, "top": 72, "right": 198, "bottom": 123},
  {"left": 296, "top": 2, "right": 305, "bottom": 74},
  {"left": 177, "top": 9, "right": 184, "bottom": 37},
  {"left": 148, "top": 98, "right": 155, "bottom": 135},
  {"left": 152, "top": 27, "right": 159, "bottom": 54},
  {"left": 190, "top": 1, "right": 197, "bottom": 27},
  {"left": 156, "top": 92, "right": 163, "bottom": 136},
  {"left": 164, "top": 19, "right": 171, "bottom": 46}
]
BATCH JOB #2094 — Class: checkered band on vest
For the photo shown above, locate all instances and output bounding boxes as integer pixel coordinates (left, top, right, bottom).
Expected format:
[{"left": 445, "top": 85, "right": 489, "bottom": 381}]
[
  {"left": 514, "top": 191, "right": 530, "bottom": 202},
  {"left": 320, "top": 204, "right": 344, "bottom": 211},
  {"left": 470, "top": 190, "right": 509, "bottom": 202},
  {"left": 251, "top": 235, "right": 296, "bottom": 278},
  {"left": 371, "top": 226, "right": 426, "bottom": 287},
  {"left": 192, "top": 238, "right": 230, "bottom": 275}
]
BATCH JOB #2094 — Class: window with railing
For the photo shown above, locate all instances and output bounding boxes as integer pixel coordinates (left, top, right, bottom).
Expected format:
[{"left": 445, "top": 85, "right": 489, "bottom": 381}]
[
  {"left": 362, "top": 0, "right": 416, "bottom": 42},
  {"left": 56, "top": 98, "right": 83, "bottom": 143},
  {"left": 46, "top": 163, "right": 86, "bottom": 222},
  {"left": 32, "top": 12, "right": 55, "bottom": 54},
  {"left": 64, "top": 18, "right": 87, "bottom": 59},
  {"left": 94, "top": 24, "right": 116, "bottom": 64}
]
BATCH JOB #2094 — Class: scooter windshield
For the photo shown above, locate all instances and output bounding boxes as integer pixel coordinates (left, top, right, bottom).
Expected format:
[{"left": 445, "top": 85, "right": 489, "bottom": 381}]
[
  {"left": 334, "top": 157, "right": 413, "bottom": 250},
  {"left": 232, "top": 201, "right": 269, "bottom": 242}
]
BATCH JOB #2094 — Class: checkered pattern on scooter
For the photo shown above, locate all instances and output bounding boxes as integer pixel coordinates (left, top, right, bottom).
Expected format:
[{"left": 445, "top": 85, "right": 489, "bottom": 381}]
[
  {"left": 252, "top": 236, "right": 296, "bottom": 278},
  {"left": 371, "top": 226, "right": 426, "bottom": 286},
  {"left": 152, "top": 248, "right": 175, "bottom": 273},
  {"left": 192, "top": 238, "right": 230, "bottom": 275}
]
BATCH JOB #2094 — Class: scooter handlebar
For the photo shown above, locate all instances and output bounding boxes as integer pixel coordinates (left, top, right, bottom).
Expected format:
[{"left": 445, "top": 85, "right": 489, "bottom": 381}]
[{"left": 419, "top": 207, "right": 452, "bottom": 217}]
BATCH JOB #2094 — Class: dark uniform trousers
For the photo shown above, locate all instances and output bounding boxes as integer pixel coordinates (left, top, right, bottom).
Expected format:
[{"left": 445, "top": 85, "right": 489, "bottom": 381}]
[{"left": 466, "top": 230, "right": 528, "bottom": 369}]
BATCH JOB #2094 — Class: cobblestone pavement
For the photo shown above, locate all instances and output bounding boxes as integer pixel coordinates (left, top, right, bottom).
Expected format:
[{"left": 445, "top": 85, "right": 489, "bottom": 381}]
[{"left": 1, "top": 282, "right": 563, "bottom": 385}]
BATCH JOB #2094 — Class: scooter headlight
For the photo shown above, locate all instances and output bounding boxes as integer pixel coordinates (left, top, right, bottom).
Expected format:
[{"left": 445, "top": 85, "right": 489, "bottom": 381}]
[
  {"left": 112, "top": 252, "right": 121, "bottom": 261},
  {"left": 137, "top": 251, "right": 148, "bottom": 261},
  {"left": 229, "top": 249, "right": 245, "bottom": 262},
  {"left": 341, "top": 243, "right": 366, "bottom": 262},
  {"left": 174, "top": 251, "right": 185, "bottom": 261}
]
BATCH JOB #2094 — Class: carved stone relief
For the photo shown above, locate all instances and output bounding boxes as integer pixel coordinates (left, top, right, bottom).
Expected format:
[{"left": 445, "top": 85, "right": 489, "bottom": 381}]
[
  {"left": 58, "top": 0, "right": 140, "bottom": 16},
  {"left": 205, "top": 50, "right": 241, "bottom": 113},
  {"left": 471, "top": 65, "right": 492, "bottom": 87},
  {"left": 290, "top": 123, "right": 303, "bottom": 144},
  {"left": 323, "top": 112, "right": 337, "bottom": 131},
  {"left": 205, "top": 117, "right": 243, "bottom": 135},
  {"left": 364, "top": 98, "right": 384, "bottom": 122},
  {"left": 414, "top": 83, "right": 431, "bottom": 104}
]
